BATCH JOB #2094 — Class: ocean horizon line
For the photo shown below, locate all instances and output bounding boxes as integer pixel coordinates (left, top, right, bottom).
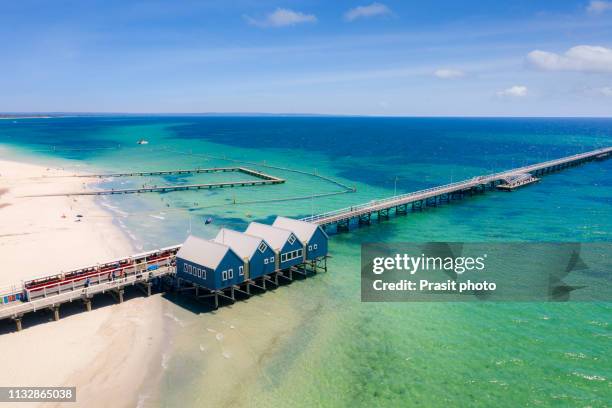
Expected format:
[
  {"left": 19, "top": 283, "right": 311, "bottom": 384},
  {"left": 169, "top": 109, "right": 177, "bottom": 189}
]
[{"left": 2, "top": 112, "right": 612, "bottom": 120}]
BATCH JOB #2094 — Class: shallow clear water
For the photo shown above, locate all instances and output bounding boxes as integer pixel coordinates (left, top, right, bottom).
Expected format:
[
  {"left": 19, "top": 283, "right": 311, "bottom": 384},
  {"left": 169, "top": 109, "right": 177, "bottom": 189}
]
[{"left": 1, "top": 116, "right": 610, "bottom": 407}]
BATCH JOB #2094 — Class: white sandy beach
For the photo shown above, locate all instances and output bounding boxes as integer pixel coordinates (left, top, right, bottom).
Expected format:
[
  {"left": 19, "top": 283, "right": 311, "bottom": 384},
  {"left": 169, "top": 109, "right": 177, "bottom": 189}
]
[{"left": 0, "top": 157, "right": 164, "bottom": 408}]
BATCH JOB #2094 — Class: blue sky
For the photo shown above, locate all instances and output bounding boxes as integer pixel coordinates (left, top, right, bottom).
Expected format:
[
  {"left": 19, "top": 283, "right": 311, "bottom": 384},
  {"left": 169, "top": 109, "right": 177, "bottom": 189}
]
[{"left": 2, "top": 0, "right": 612, "bottom": 116}]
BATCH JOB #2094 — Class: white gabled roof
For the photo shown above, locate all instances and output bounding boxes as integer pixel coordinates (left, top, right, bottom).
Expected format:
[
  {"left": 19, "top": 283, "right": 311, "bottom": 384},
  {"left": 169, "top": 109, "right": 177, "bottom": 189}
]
[
  {"left": 245, "top": 222, "right": 298, "bottom": 250},
  {"left": 213, "top": 228, "right": 266, "bottom": 260},
  {"left": 273, "top": 216, "right": 326, "bottom": 243},
  {"left": 177, "top": 235, "right": 234, "bottom": 270}
]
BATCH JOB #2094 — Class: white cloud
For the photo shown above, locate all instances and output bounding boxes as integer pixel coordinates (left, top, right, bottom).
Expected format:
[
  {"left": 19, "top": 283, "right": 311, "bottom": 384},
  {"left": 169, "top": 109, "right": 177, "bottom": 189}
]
[
  {"left": 587, "top": 1, "right": 612, "bottom": 13},
  {"left": 344, "top": 3, "right": 391, "bottom": 21},
  {"left": 497, "top": 85, "right": 528, "bottom": 97},
  {"left": 244, "top": 8, "right": 317, "bottom": 28},
  {"left": 598, "top": 86, "right": 612, "bottom": 96},
  {"left": 527, "top": 45, "right": 612, "bottom": 73},
  {"left": 433, "top": 68, "right": 465, "bottom": 79}
]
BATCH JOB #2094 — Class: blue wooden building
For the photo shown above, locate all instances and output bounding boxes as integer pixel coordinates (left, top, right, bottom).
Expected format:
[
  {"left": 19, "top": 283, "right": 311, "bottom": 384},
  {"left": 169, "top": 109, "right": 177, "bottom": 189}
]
[
  {"left": 272, "top": 216, "right": 329, "bottom": 261},
  {"left": 176, "top": 235, "right": 244, "bottom": 290},
  {"left": 213, "top": 228, "right": 276, "bottom": 280},
  {"left": 245, "top": 222, "right": 304, "bottom": 270}
]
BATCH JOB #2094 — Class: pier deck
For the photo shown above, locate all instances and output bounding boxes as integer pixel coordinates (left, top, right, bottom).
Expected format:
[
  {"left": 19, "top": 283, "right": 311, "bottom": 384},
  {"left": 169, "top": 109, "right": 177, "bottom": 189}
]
[
  {"left": 2, "top": 147, "right": 610, "bottom": 329},
  {"left": 301, "top": 147, "right": 612, "bottom": 229},
  {"left": 25, "top": 166, "right": 285, "bottom": 197},
  {"left": 0, "top": 246, "right": 181, "bottom": 324}
]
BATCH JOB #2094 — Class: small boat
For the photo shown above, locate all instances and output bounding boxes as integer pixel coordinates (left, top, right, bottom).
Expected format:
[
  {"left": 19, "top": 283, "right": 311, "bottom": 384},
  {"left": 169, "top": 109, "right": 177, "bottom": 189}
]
[
  {"left": 204, "top": 217, "right": 213, "bottom": 225},
  {"left": 137, "top": 139, "right": 149, "bottom": 145}
]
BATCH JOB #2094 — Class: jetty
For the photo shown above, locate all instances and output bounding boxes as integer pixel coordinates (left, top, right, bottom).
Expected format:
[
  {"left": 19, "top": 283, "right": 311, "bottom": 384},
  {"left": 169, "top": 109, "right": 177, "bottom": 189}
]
[
  {"left": 0, "top": 246, "right": 181, "bottom": 331},
  {"left": 25, "top": 167, "right": 285, "bottom": 197},
  {"left": 1, "top": 147, "right": 610, "bottom": 331},
  {"left": 301, "top": 147, "right": 612, "bottom": 231},
  {"left": 496, "top": 173, "right": 540, "bottom": 191}
]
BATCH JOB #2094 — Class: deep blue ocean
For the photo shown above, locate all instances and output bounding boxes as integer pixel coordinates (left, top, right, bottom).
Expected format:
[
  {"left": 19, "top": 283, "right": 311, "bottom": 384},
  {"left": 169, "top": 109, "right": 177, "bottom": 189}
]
[{"left": 0, "top": 116, "right": 610, "bottom": 407}]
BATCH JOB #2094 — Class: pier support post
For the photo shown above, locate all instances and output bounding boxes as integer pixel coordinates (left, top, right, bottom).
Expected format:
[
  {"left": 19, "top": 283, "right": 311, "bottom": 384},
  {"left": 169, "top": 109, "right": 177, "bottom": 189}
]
[
  {"left": 137, "top": 281, "right": 153, "bottom": 297},
  {"left": 84, "top": 298, "right": 92, "bottom": 312},
  {"left": 111, "top": 289, "right": 124, "bottom": 304},
  {"left": 52, "top": 305, "right": 60, "bottom": 321},
  {"left": 337, "top": 220, "right": 350, "bottom": 232},
  {"left": 378, "top": 209, "right": 389, "bottom": 220},
  {"left": 358, "top": 213, "right": 371, "bottom": 225},
  {"left": 13, "top": 316, "right": 23, "bottom": 332}
]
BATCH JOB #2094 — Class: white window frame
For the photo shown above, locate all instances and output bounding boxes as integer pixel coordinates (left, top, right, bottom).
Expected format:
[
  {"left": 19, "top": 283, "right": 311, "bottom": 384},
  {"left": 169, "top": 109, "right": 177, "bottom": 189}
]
[
  {"left": 183, "top": 264, "right": 188, "bottom": 273},
  {"left": 281, "top": 253, "right": 286, "bottom": 262},
  {"left": 313, "top": 244, "right": 318, "bottom": 250},
  {"left": 297, "top": 249, "right": 303, "bottom": 257},
  {"left": 264, "top": 258, "right": 269, "bottom": 264},
  {"left": 308, "top": 245, "right": 312, "bottom": 251},
  {"left": 239, "top": 266, "right": 244, "bottom": 276},
  {"left": 288, "top": 234, "right": 296, "bottom": 245},
  {"left": 222, "top": 270, "right": 228, "bottom": 280},
  {"left": 258, "top": 242, "right": 267, "bottom": 253},
  {"left": 228, "top": 269, "right": 234, "bottom": 279},
  {"left": 270, "top": 256, "right": 274, "bottom": 263}
]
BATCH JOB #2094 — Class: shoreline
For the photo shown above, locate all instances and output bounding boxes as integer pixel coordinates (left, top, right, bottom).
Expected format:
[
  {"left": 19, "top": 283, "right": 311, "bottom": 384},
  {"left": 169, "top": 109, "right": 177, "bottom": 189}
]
[{"left": 0, "top": 154, "right": 166, "bottom": 408}]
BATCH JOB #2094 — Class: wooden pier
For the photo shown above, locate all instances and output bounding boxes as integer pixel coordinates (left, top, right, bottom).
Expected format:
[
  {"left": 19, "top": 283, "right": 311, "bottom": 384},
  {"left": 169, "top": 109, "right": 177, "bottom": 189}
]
[
  {"left": 301, "top": 147, "right": 612, "bottom": 231},
  {"left": 70, "top": 166, "right": 278, "bottom": 180},
  {"left": 1, "top": 147, "right": 610, "bottom": 331},
  {"left": 0, "top": 246, "right": 181, "bottom": 330},
  {"left": 0, "top": 247, "right": 328, "bottom": 332},
  {"left": 25, "top": 167, "right": 285, "bottom": 197}
]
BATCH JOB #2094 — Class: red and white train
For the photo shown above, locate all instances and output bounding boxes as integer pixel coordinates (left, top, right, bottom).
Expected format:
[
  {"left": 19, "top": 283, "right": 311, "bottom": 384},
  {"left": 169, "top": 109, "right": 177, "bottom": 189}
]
[{"left": 0, "top": 245, "right": 181, "bottom": 304}]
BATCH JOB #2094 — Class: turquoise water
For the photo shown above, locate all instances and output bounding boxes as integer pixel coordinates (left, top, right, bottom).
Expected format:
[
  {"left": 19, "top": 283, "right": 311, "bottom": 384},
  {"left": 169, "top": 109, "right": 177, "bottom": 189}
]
[{"left": 0, "top": 116, "right": 610, "bottom": 407}]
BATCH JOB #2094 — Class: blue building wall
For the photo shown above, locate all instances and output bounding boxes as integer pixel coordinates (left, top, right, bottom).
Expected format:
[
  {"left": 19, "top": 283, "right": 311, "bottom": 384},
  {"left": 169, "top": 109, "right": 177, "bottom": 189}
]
[
  {"left": 279, "top": 236, "right": 305, "bottom": 270},
  {"left": 176, "top": 258, "right": 214, "bottom": 289},
  {"left": 177, "top": 250, "right": 244, "bottom": 290},
  {"left": 248, "top": 243, "right": 276, "bottom": 279},
  {"left": 304, "top": 227, "right": 328, "bottom": 260}
]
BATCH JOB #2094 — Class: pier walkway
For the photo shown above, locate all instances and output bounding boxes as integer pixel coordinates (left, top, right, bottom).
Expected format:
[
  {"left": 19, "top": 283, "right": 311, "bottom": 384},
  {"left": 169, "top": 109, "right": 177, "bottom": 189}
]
[
  {"left": 301, "top": 147, "right": 612, "bottom": 230},
  {"left": 0, "top": 246, "right": 181, "bottom": 328},
  {"left": 2, "top": 147, "right": 610, "bottom": 330},
  {"left": 25, "top": 167, "right": 285, "bottom": 197}
]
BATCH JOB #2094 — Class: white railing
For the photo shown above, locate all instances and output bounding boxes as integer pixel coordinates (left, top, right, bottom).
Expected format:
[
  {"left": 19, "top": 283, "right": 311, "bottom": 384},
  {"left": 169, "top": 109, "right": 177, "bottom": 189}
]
[
  {"left": 0, "top": 264, "right": 175, "bottom": 320},
  {"left": 302, "top": 147, "right": 612, "bottom": 224},
  {"left": 0, "top": 244, "right": 182, "bottom": 290}
]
